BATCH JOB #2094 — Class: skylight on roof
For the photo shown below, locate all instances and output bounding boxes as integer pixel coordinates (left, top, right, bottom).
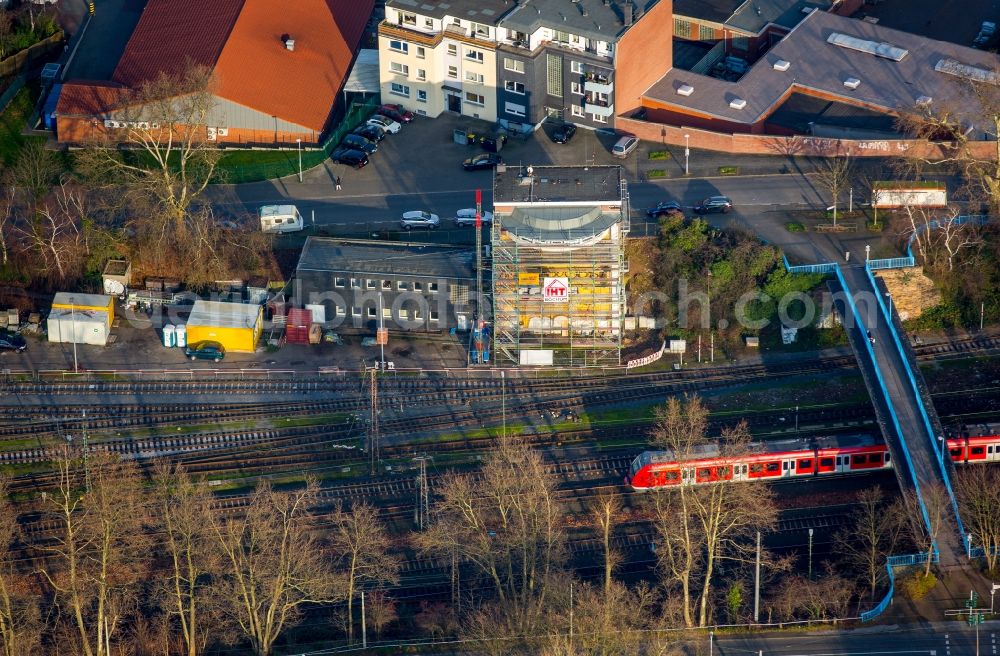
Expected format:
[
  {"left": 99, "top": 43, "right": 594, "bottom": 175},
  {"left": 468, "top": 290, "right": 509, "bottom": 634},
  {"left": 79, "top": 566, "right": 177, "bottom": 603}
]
[
  {"left": 827, "top": 32, "right": 908, "bottom": 61},
  {"left": 934, "top": 58, "right": 1000, "bottom": 85}
]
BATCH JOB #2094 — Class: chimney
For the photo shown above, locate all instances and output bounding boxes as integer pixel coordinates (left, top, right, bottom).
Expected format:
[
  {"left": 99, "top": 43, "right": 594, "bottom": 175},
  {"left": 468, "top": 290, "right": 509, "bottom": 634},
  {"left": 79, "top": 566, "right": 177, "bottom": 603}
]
[
  {"left": 282, "top": 34, "right": 295, "bottom": 51},
  {"left": 624, "top": 1, "right": 634, "bottom": 26}
]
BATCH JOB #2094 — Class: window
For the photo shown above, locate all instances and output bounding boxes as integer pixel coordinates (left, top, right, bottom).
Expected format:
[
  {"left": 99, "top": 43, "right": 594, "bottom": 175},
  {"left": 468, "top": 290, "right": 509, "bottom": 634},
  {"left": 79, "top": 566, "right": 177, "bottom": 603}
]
[
  {"left": 732, "top": 35, "right": 749, "bottom": 51},
  {"left": 699, "top": 25, "right": 714, "bottom": 41},
  {"left": 400, "top": 12, "right": 416, "bottom": 26},
  {"left": 397, "top": 281, "right": 408, "bottom": 291},
  {"left": 447, "top": 43, "right": 457, "bottom": 55},
  {"left": 664, "top": 471, "right": 679, "bottom": 482},
  {"left": 749, "top": 463, "right": 763, "bottom": 474},
  {"left": 351, "top": 306, "right": 361, "bottom": 317},
  {"left": 571, "top": 81, "right": 583, "bottom": 95},
  {"left": 366, "top": 279, "right": 377, "bottom": 289},
  {"left": 673, "top": 18, "right": 691, "bottom": 38},
  {"left": 351, "top": 278, "right": 361, "bottom": 289},
  {"left": 465, "top": 70, "right": 484, "bottom": 83},
  {"left": 504, "top": 57, "right": 525, "bottom": 73},
  {"left": 381, "top": 280, "right": 392, "bottom": 291},
  {"left": 820, "top": 457, "right": 834, "bottom": 468},
  {"left": 430, "top": 310, "right": 440, "bottom": 321},
  {"left": 388, "top": 40, "right": 408, "bottom": 54},
  {"left": 553, "top": 30, "right": 572, "bottom": 44},
  {"left": 413, "top": 281, "right": 423, "bottom": 291},
  {"left": 471, "top": 22, "right": 489, "bottom": 38},
  {"left": 570, "top": 60, "right": 584, "bottom": 74},
  {"left": 390, "top": 83, "right": 410, "bottom": 97},
  {"left": 504, "top": 80, "right": 525, "bottom": 94},
  {"left": 546, "top": 53, "right": 563, "bottom": 97},
  {"left": 367, "top": 306, "right": 377, "bottom": 318},
  {"left": 417, "top": 90, "right": 427, "bottom": 102},
  {"left": 571, "top": 105, "right": 584, "bottom": 117},
  {"left": 334, "top": 277, "right": 346, "bottom": 288},
  {"left": 389, "top": 61, "right": 409, "bottom": 76},
  {"left": 851, "top": 455, "right": 865, "bottom": 465},
  {"left": 447, "top": 65, "right": 458, "bottom": 79},
  {"left": 465, "top": 48, "right": 484, "bottom": 62},
  {"left": 765, "top": 462, "right": 780, "bottom": 472},
  {"left": 429, "top": 282, "right": 439, "bottom": 292},
  {"left": 424, "top": 17, "right": 433, "bottom": 28},
  {"left": 798, "top": 459, "right": 812, "bottom": 469},
  {"left": 972, "top": 446, "right": 986, "bottom": 456},
  {"left": 592, "top": 112, "right": 607, "bottom": 123},
  {"left": 414, "top": 308, "right": 423, "bottom": 319},
  {"left": 505, "top": 101, "right": 526, "bottom": 117},
  {"left": 382, "top": 307, "right": 392, "bottom": 319},
  {"left": 465, "top": 92, "right": 485, "bottom": 106},
  {"left": 416, "top": 46, "right": 425, "bottom": 59},
  {"left": 416, "top": 68, "right": 426, "bottom": 81}
]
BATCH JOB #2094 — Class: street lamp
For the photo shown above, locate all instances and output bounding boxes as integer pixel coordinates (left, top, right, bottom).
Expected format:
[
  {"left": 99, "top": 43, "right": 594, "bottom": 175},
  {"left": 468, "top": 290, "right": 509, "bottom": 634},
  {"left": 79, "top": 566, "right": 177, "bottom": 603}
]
[
  {"left": 991, "top": 583, "right": 999, "bottom": 613},
  {"left": 886, "top": 292, "right": 893, "bottom": 319},
  {"left": 865, "top": 244, "right": 870, "bottom": 263},
  {"left": 296, "top": 138, "right": 303, "bottom": 183},
  {"left": 684, "top": 133, "right": 690, "bottom": 176}
]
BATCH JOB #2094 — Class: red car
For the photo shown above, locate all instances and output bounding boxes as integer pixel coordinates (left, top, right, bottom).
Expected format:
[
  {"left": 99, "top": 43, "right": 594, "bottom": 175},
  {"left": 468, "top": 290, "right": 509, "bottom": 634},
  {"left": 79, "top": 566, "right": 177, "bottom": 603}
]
[{"left": 379, "top": 104, "right": 414, "bottom": 124}]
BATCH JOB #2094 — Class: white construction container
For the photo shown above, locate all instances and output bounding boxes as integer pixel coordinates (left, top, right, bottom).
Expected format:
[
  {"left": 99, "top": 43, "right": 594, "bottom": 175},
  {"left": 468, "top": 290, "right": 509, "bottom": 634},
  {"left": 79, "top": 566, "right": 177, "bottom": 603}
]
[
  {"left": 175, "top": 324, "right": 187, "bottom": 348},
  {"left": 162, "top": 324, "right": 176, "bottom": 347},
  {"left": 47, "top": 309, "right": 110, "bottom": 345},
  {"left": 259, "top": 205, "right": 304, "bottom": 234}
]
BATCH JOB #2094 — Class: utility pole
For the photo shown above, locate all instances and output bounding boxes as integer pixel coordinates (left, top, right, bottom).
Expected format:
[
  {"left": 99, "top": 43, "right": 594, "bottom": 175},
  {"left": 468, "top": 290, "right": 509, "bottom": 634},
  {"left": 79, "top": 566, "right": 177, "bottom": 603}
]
[
  {"left": 698, "top": 334, "right": 702, "bottom": 363},
  {"left": 475, "top": 188, "right": 484, "bottom": 364},
  {"left": 414, "top": 455, "right": 430, "bottom": 530},
  {"left": 569, "top": 582, "right": 574, "bottom": 648},
  {"left": 795, "top": 405, "right": 799, "bottom": 433},
  {"left": 361, "top": 591, "right": 367, "bottom": 649},
  {"left": 982, "top": 302, "right": 986, "bottom": 332},
  {"left": 754, "top": 531, "right": 761, "bottom": 623},
  {"left": 501, "top": 370, "right": 506, "bottom": 439},
  {"left": 808, "top": 528, "right": 814, "bottom": 579},
  {"left": 82, "top": 409, "right": 90, "bottom": 492},
  {"left": 710, "top": 331, "right": 715, "bottom": 363},
  {"left": 369, "top": 367, "right": 379, "bottom": 476}
]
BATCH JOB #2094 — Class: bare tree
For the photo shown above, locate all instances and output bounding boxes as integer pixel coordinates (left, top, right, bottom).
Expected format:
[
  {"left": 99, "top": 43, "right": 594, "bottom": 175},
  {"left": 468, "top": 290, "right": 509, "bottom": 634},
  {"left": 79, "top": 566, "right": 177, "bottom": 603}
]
[
  {"left": 328, "top": 502, "right": 400, "bottom": 644},
  {"left": 212, "top": 480, "right": 341, "bottom": 656},
  {"left": 0, "top": 11, "right": 13, "bottom": 60},
  {"left": 0, "top": 186, "right": 14, "bottom": 266},
  {"left": 901, "top": 483, "right": 951, "bottom": 578},
  {"left": 834, "top": 487, "right": 905, "bottom": 600},
  {"left": 895, "top": 205, "right": 983, "bottom": 273},
  {"left": 152, "top": 462, "right": 221, "bottom": 656},
  {"left": 769, "top": 571, "right": 855, "bottom": 622},
  {"left": 590, "top": 491, "right": 623, "bottom": 597},
  {"left": 39, "top": 449, "right": 150, "bottom": 656},
  {"left": 7, "top": 141, "right": 63, "bottom": 209},
  {"left": 956, "top": 466, "right": 1000, "bottom": 572},
  {"left": 364, "top": 590, "right": 397, "bottom": 642},
  {"left": 815, "top": 154, "right": 856, "bottom": 226},
  {"left": 416, "top": 437, "right": 565, "bottom": 632},
  {"left": 0, "top": 477, "right": 40, "bottom": 656}
]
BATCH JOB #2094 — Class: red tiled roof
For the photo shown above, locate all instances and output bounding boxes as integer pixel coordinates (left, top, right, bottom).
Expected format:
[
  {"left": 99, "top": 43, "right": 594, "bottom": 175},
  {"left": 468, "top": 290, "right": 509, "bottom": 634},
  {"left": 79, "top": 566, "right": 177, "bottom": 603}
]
[
  {"left": 104, "top": 0, "right": 374, "bottom": 133},
  {"left": 112, "top": 0, "right": 243, "bottom": 88},
  {"left": 214, "top": 0, "right": 374, "bottom": 132},
  {"left": 55, "top": 81, "right": 130, "bottom": 116}
]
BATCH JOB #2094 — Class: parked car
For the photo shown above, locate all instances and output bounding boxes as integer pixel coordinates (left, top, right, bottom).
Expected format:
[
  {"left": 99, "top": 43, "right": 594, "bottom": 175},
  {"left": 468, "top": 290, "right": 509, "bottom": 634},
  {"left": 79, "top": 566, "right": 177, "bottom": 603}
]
[
  {"left": 331, "top": 147, "right": 369, "bottom": 169},
  {"left": 694, "top": 196, "right": 733, "bottom": 214},
  {"left": 367, "top": 115, "right": 401, "bottom": 134},
  {"left": 454, "top": 209, "right": 494, "bottom": 226},
  {"left": 400, "top": 211, "right": 440, "bottom": 230},
  {"left": 185, "top": 340, "right": 225, "bottom": 362},
  {"left": 378, "top": 104, "right": 414, "bottom": 123},
  {"left": 463, "top": 153, "right": 503, "bottom": 171},
  {"left": 340, "top": 133, "right": 377, "bottom": 154},
  {"left": 550, "top": 123, "right": 577, "bottom": 144},
  {"left": 974, "top": 21, "right": 996, "bottom": 47},
  {"left": 611, "top": 135, "right": 639, "bottom": 158},
  {"left": 353, "top": 124, "right": 385, "bottom": 142},
  {"left": 646, "top": 201, "right": 683, "bottom": 218},
  {"left": 0, "top": 331, "right": 26, "bottom": 353}
]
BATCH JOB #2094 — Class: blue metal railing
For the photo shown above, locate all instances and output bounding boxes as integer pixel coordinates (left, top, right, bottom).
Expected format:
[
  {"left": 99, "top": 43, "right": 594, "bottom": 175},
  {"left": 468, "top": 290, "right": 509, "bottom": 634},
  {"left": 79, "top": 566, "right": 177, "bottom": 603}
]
[
  {"left": 781, "top": 255, "right": 838, "bottom": 274},
  {"left": 861, "top": 550, "right": 939, "bottom": 622},
  {"left": 868, "top": 256, "right": 916, "bottom": 270},
  {"left": 864, "top": 264, "right": 968, "bottom": 548},
  {"left": 834, "top": 265, "right": 934, "bottom": 535}
]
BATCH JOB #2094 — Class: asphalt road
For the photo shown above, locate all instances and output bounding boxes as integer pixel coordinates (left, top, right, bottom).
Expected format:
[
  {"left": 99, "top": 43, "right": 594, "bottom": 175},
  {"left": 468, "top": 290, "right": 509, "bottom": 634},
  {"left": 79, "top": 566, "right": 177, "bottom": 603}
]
[{"left": 712, "top": 621, "right": 998, "bottom": 656}]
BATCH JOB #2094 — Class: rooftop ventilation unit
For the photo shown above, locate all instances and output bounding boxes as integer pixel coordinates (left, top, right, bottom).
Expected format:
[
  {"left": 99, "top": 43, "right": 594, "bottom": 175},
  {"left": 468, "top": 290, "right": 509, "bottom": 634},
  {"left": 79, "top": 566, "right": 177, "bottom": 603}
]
[
  {"left": 773, "top": 59, "right": 790, "bottom": 71},
  {"left": 843, "top": 77, "right": 861, "bottom": 89},
  {"left": 827, "top": 32, "right": 907, "bottom": 61},
  {"left": 677, "top": 84, "right": 694, "bottom": 96},
  {"left": 916, "top": 95, "right": 932, "bottom": 106},
  {"left": 934, "top": 58, "right": 1000, "bottom": 84},
  {"left": 729, "top": 98, "right": 747, "bottom": 109},
  {"left": 282, "top": 34, "right": 295, "bottom": 51}
]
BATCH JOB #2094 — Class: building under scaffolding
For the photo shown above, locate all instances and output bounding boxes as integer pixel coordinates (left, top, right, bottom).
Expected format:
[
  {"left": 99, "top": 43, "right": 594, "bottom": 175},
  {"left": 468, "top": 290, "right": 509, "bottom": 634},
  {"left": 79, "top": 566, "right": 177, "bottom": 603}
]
[{"left": 491, "top": 164, "right": 629, "bottom": 367}]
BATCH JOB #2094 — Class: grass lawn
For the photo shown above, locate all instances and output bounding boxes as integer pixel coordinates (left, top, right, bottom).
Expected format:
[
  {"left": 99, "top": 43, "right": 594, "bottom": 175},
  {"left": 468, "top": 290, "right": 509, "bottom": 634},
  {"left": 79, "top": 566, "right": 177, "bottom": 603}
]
[
  {"left": 0, "top": 85, "right": 46, "bottom": 166},
  {"left": 214, "top": 149, "right": 328, "bottom": 184}
]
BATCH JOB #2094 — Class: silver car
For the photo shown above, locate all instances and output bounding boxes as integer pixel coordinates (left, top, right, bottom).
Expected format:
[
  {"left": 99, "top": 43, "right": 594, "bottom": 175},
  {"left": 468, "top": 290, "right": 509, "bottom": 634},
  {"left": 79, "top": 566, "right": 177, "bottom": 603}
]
[
  {"left": 367, "top": 115, "right": 401, "bottom": 134},
  {"left": 401, "top": 211, "right": 440, "bottom": 230},
  {"left": 454, "top": 209, "right": 493, "bottom": 227}
]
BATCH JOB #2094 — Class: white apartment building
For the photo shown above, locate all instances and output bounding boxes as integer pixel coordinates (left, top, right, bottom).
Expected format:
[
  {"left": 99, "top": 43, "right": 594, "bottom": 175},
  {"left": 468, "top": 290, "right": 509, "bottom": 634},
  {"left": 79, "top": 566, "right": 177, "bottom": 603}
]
[{"left": 377, "top": 0, "right": 509, "bottom": 122}]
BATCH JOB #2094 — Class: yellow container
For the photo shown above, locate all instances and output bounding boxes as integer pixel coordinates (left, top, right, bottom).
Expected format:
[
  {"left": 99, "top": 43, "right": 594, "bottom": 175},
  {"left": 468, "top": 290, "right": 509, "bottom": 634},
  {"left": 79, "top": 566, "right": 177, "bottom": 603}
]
[
  {"left": 52, "top": 292, "right": 115, "bottom": 325},
  {"left": 186, "top": 300, "right": 263, "bottom": 353}
]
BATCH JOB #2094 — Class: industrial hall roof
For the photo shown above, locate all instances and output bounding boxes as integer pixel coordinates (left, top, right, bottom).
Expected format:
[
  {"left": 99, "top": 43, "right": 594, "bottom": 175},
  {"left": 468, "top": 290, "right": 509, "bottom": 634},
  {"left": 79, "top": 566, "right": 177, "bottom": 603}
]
[
  {"left": 60, "top": 0, "right": 374, "bottom": 132},
  {"left": 297, "top": 238, "right": 475, "bottom": 280},
  {"left": 644, "top": 9, "right": 1000, "bottom": 127},
  {"left": 493, "top": 165, "right": 625, "bottom": 205}
]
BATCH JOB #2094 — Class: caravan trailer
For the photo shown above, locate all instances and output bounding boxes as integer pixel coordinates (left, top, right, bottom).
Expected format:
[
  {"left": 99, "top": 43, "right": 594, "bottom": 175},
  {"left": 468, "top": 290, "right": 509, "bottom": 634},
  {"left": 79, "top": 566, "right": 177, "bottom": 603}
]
[{"left": 259, "top": 205, "right": 304, "bottom": 234}]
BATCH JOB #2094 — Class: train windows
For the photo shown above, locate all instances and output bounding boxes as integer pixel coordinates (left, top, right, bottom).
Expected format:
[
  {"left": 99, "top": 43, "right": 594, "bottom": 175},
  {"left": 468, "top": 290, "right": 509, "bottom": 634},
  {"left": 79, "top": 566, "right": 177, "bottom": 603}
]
[
  {"left": 749, "top": 463, "right": 763, "bottom": 473},
  {"left": 765, "top": 462, "right": 780, "bottom": 473},
  {"left": 782, "top": 461, "right": 788, "bottom": 471},
  {"left": 665, "top": 471, "right": 679, "bottom": 482},
  {"left": 820, "top": 457, "right": 834, "bottom": 468},
  {"left": 851, "top": 455, "right": 865, "bottom": 465},
  {"left": 869, "top": 453, "right": 882, "bottom": 463},
  {"left": 798, "top": 458, "right": 813, "bottom": 470},
  {"left": 697, "top": 468, "right": 712, "bottom": 479},
  {"left": 989, "top": 446, "right": 994, "bottom": 454},
  {"left": 884, "top": 453, "right": 891, "bottom": 463}
]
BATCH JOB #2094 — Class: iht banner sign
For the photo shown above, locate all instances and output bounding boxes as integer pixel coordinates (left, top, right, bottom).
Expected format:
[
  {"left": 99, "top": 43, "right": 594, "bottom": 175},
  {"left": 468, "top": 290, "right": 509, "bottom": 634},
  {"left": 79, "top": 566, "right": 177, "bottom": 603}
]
[{"left": 543, "top": 277, "right": 569, "bottom": 302}]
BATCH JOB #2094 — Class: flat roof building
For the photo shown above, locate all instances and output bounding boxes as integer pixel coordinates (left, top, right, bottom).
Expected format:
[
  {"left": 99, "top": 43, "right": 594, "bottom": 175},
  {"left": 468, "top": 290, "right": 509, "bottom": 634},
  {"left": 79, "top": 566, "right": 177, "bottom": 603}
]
[
  {"left": 492, "top": 165, "right": 629, "bottom": 367},
  {"left": 186, "top": 300, "right": 263, "bottom": 353}
]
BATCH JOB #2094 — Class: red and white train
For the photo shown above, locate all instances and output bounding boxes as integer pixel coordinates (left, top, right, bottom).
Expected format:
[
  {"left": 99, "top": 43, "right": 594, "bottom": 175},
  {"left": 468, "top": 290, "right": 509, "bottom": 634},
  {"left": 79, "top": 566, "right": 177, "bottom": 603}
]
[{"left": 626, "top": 424, "right": 1000, "bottom": 491}]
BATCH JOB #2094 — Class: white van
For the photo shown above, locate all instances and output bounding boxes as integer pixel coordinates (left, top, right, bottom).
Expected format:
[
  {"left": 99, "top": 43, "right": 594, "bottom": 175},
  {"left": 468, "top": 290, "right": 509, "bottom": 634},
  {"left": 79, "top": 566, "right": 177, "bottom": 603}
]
[
  {"left": 259, "top": 205, "right": 304, "bottom": 234},
  {"left": 612, "top": 135, "right": 639, "bottom": 158}
]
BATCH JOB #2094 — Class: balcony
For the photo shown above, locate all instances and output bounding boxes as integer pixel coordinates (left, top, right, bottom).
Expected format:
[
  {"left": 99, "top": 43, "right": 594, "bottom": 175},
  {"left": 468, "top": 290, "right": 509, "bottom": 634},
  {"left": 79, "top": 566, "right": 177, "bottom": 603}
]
[
  {"left": 584, "top": 71, "right": 613, "bottom": 95},
  {"left": 584, "top": 98, "right": 614, "bottom": 117}
]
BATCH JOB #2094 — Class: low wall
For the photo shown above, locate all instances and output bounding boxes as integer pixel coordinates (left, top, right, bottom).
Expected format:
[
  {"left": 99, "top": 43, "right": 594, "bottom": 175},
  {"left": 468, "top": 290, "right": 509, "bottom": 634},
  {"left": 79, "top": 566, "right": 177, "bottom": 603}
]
[
  {"left": 0, "top": 31, "right": 64, "bottom": 78},
  {"left": 616, "top": 116, "right": 998, "bottom": 160}
]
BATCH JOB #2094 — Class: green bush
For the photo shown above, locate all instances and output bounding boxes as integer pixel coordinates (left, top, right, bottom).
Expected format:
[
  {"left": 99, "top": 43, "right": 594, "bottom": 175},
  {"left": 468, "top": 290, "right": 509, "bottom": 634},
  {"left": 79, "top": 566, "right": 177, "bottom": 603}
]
[
  {"left": 785, "top": 221, "right": 805, "bottom": 232},
  {"left": 647, "top": 150, "right": 669, "bottom": 160},
  {"left": 646, "top": 169, "right": 666, "bottom": 179},
  {"left": 899, "top": 570, "right": 937, "bottom": 600},
  {"left": 718, "top": 166, "right": 738, "bottom": 175}
]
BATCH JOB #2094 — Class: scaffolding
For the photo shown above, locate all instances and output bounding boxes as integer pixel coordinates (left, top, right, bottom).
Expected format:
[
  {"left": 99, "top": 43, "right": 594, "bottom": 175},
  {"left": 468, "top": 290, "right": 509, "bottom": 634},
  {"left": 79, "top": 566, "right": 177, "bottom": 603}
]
[{"left": 491, "top": 174, "right": 629, "bottom": 367}]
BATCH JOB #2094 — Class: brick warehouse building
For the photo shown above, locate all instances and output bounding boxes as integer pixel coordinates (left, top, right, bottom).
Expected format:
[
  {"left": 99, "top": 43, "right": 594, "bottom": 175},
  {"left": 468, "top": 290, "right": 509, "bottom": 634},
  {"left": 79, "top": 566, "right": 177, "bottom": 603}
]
[{"left": 55, "top": 0, "right": 374, "bottom": 146}]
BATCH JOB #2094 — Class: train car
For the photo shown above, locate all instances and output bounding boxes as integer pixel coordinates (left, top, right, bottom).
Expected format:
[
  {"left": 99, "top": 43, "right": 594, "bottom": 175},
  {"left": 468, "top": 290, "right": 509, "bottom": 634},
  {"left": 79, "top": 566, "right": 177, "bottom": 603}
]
[{"left": 627, "top": 423, "right": 1000, "bottom": 492}]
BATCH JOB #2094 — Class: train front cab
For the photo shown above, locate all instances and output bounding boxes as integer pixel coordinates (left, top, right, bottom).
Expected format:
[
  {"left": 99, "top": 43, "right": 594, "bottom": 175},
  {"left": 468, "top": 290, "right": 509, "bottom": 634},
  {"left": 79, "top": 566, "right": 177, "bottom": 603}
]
[{"left": 947, "top": 436, "right": 1000, "bottom": 464}]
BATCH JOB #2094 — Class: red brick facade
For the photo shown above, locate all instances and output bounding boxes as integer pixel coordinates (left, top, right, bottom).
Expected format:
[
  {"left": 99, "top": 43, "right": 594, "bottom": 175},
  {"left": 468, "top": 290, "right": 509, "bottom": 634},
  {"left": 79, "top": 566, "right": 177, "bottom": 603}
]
[{"left": 616, "top": 0, "right": 673, "bottom": 117}]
